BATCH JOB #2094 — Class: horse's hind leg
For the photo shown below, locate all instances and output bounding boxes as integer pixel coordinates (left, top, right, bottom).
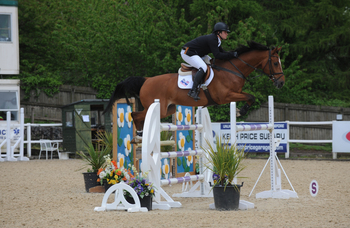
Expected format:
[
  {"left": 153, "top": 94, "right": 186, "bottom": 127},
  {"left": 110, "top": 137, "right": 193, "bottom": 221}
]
[
  {"left": 164, "top": 104, "right": 176, "bottom": 118},
  {"left": 129, "top": 110, "right": 147, "bottom": 144},
  {"left": 131, "top": 110, "right": 147, "bottom": 132},
  {"left": 131, "top": 101, "right": 172, "bottom": 130},
  {"left": 130, "top": 103, "right": 175, "bottom": 143}
]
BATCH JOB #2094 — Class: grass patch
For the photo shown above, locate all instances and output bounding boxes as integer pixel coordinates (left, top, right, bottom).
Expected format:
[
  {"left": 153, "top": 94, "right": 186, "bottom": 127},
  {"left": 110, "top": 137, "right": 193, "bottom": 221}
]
[
  {"left": 289, "top": 143, "right": 332, "bottom": 152},
  {"left": 246, "top": 153, "right": 269, "bottom": 158},
  {"left": 24, "top": 118, "right": 57, "bottom": 124}
]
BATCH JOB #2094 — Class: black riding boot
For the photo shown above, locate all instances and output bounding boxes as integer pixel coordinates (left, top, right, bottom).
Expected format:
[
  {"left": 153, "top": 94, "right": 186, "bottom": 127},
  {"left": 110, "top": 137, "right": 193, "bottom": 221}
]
[{"left": 188, "top": 68, "right": 205, "bottom": 101}]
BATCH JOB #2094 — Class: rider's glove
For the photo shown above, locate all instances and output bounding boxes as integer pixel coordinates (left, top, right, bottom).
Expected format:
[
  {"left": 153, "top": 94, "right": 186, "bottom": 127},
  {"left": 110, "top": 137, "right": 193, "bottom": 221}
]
[{"left": 230, "top": 51, "right": 238, "bottom": 58}]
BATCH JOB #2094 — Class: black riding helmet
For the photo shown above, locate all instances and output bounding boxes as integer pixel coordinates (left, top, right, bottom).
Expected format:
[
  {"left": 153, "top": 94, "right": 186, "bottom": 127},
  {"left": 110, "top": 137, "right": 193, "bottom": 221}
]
[{"left": 212, "top": 22, "right": 231, "bottom": 33}]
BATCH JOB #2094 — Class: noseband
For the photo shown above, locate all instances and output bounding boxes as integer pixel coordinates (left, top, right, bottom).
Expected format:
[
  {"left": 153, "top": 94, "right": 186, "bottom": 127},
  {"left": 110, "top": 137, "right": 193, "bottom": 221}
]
[{"left": 263, "top": 49, "right": 285, "bottom": 83}]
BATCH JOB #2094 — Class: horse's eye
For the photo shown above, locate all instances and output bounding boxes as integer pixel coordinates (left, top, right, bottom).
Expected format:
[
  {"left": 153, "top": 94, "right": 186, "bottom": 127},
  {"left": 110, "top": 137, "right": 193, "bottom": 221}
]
[{"left": 274, "top": 62, "right": 278, "bottom": 66}]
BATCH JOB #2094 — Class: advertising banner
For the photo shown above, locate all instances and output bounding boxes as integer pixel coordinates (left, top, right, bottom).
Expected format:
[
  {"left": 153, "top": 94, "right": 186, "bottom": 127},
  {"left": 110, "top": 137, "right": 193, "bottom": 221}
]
[
  {"left": 0, "top": 125, "right": 21, "bottom": 142},
  {"left": 211, "top": 122, "right": 288, "bottom": 153},
  {"left": 332, "top": 121, "right": 350, "bottom": 153}
]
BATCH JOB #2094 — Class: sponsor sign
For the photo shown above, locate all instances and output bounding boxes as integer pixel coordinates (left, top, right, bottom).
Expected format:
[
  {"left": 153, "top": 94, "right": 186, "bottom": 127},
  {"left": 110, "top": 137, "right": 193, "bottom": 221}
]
[
  {"left": 211, "top": 122, "right": 288, "bottom": 153},
  {"left": 180, "top": 78, "right": 190, "bottom": 87},
  {"left": 0, "top": 126, "right": 21, "bottom": 141},
  {"left": 177, "top": 75, "right": 193, "bottom": 89},
  {"left": 332, "top": 121, "right": 350, "bottom": 153}
]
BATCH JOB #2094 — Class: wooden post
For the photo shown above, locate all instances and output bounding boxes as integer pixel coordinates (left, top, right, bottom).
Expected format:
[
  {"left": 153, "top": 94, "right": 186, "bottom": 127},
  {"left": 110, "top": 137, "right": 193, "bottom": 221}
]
[
  {"left": 284, "top": 104, "right": 289, "bottom": 121},
  {"left": 31, "top": 107, "right": 34, "bottom": 123}
]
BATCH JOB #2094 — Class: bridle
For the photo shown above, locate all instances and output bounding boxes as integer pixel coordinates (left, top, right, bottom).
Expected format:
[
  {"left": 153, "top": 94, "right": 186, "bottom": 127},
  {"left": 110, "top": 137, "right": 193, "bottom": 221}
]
[{"left": 211, "top": 48, "right": 284, "bottom": 82}]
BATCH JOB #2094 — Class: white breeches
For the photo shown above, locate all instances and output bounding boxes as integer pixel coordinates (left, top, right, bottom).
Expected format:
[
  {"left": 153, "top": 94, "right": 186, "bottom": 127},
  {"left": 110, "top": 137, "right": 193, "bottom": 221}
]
[{"left": 180, "top": 49, "right": 211, "bottom": 73}]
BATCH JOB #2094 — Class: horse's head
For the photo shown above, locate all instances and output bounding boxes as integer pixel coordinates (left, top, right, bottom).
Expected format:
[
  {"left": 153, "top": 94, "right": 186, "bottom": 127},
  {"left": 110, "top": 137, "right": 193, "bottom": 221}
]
[{"left": 262, "top": 47, "right": 285, "bottom": 89}]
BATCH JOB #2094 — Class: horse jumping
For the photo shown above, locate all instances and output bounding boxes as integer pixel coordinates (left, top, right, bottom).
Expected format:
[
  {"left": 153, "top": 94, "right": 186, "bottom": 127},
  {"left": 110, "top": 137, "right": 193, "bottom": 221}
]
[{"left": 103, "top": 41, "right": 285, "bottom": 136}]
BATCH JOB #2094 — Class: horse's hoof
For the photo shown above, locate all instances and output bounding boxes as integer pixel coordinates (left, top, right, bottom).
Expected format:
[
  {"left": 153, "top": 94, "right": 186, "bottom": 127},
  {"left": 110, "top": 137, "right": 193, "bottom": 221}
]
[
  {"left": 236, "top": 108, "right": 241, "bottom": 117},
  {"left": 131, "top": 136, "right": 142, "bottom": 144}
]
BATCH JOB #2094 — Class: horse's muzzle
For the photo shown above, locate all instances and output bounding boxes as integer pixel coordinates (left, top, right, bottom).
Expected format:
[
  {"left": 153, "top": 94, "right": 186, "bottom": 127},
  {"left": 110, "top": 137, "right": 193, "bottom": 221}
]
[{"left": 274, "top": 79, "right": 285, "bottom": 89}]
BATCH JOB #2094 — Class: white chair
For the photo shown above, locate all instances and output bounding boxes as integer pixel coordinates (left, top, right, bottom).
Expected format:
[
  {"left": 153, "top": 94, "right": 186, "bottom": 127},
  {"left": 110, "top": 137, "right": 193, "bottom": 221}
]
[{"left": 39, "top": 140, "right": 60, "bottom": 160}]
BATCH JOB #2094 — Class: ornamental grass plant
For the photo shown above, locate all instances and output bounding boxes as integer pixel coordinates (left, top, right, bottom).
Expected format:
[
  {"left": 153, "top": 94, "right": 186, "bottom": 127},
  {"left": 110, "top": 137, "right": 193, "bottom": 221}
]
[
  {"left": 77, "top": 143, "right": 111, "bottom": 173},
  {"left": 95, "top": 130, "right": 113, "bottom": 155},
  {"left": 203, "top": 136, "right": 247, "bottom": 189}
]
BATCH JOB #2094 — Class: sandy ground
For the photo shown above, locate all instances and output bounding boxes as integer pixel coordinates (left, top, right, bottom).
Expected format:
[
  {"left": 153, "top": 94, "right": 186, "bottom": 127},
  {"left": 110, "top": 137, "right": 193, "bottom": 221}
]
[{"left": 1, "top": 158, "right": 349, "bottom": 228}]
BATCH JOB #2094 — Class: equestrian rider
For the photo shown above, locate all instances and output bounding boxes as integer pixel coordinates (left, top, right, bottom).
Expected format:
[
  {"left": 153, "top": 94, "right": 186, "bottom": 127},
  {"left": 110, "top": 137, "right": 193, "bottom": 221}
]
[{"left": 181, "top": 22, "right": 237, "bottom": 101}]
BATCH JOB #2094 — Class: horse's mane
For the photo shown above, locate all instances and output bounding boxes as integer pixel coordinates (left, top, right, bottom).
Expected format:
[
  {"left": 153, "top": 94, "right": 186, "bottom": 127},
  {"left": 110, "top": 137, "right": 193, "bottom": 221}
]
[{"left": 235, "top": 41, "right": 270, "bottom": 55}]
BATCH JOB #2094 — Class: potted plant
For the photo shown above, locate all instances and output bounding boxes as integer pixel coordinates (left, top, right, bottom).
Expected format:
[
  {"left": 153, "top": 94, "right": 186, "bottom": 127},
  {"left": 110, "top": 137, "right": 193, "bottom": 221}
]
[
  {"left": 77, "top": 143, "right": 111, "bottom": 192},
  {"left": 124, "top": 165, "right": 156, "bottom": 211},
  {"left": 97, "top": 155, "right": 133, "bottom": 192},
  {"left": 95, "top": 130, "right": 113, "bottom": 152},
  {"left": 203, "top": 136, "right": 247, "bottom": 211}
]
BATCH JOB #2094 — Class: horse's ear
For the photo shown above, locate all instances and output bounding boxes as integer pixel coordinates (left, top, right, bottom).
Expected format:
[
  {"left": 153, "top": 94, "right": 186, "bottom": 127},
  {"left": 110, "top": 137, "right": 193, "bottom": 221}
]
[
  {"left": 273, "top": 47, "right": 282, "bottom": 54},
  {"left": 276, "top": 47, "right": 282, "bottom": 54}
]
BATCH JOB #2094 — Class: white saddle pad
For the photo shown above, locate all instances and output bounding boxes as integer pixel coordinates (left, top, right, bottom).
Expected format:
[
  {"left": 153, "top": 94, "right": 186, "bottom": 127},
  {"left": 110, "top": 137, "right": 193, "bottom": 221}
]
[{"left": 177, "top": 68, "right": 214, "bottom": 89}]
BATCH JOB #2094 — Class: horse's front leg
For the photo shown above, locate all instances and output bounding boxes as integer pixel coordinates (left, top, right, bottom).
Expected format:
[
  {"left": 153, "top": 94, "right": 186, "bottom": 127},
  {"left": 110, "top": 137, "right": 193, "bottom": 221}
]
[
  {"left": 225, "top": 91, "right": 255, "bottom": 117},
  {"left": 238, "top": 92, "right": 255, "bottom": 116}
]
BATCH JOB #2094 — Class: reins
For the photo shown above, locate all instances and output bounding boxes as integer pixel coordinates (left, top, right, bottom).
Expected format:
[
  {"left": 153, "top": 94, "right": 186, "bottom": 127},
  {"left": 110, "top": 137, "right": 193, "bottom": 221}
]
[
  {"left": 211, "top": 48, "right": 284, "bottom": 82},
  {"left": 211, "top": 58, "right": 248, "bottom": 80}
]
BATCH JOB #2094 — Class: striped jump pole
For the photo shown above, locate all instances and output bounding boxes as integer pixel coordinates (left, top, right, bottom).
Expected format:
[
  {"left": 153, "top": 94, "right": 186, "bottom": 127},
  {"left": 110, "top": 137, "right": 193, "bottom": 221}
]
[
  {"left": 235, "top": 96, "right": 297, "bottom": 199},
  {"left": 141, "top": 99, "right": 214, "bottom": 210}
]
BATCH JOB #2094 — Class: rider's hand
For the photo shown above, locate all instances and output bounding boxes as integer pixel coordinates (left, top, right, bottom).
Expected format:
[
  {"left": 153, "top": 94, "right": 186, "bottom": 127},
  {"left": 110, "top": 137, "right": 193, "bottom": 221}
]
[{"left": 230, "top": 51, "right": 238, "bottom": 58}]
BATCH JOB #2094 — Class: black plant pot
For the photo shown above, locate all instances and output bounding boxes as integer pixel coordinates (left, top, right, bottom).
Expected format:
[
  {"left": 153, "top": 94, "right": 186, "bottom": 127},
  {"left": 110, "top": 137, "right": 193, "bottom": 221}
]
[
  {"left": 103, "top": 179, "right": 114, "bottom": 192},
  {"left": 213, "top": 182, "right": 243, "bottom": 211},
  {"left": 83, "top": 172, "right": 99, "bottom": 192},
  {"left": 126, "top": 195, "right": 153, "bottom": 211}
]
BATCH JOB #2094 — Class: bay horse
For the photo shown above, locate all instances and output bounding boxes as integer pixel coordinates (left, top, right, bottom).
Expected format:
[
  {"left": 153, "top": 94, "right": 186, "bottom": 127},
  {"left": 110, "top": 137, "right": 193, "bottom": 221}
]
[{"left": 104, "top": 41, "right": 285, "bottom": 138}]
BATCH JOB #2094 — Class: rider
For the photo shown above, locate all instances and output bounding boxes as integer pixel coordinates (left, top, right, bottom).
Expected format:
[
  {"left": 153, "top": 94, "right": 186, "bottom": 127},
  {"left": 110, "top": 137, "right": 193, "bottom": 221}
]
[{"left": 181, "top": 22, "right": 237, "bottom": 101}]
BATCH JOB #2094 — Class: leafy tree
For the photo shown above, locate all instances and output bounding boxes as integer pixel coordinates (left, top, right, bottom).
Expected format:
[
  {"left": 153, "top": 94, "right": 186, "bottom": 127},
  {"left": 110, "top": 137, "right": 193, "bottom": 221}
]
[
  {"left": 14, "top": 0, "right": 350, "bottom": 120},
  {"left": 207, "top": 17, "right": 307, "bottom": 122},
  {"left": 256, "top": 0, "right": 350, "bottom": 103}
]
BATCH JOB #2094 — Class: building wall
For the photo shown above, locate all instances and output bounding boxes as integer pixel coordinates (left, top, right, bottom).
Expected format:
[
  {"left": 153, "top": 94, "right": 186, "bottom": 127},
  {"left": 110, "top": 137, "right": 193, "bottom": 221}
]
[{"left": 0, "top": 4, "right": 19, "bottom": 74}]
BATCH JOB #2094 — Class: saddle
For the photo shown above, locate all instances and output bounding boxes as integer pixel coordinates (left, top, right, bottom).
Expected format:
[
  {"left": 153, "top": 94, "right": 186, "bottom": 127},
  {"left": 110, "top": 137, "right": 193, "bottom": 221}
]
[
  {"left": 179, "top": 63, "right": 211, "bottom": 84},
  {"left": 177, "top": 63, "right": 217, "bottom": 106}
]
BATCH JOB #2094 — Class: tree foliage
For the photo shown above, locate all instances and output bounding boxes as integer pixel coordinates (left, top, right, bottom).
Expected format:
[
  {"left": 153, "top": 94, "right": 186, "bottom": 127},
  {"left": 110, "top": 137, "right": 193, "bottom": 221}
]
[
  {"left": 257, "top": 0, "right": 350, "bottom": 102},
  {"left": 13, "top": 0, "right": 350, "bottom": 120}
]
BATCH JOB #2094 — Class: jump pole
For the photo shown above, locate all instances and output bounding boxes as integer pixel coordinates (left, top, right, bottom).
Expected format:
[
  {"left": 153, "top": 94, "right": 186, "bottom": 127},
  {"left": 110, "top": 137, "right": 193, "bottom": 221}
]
[
  {"left": 246, "top": 96, "right": 298, "bottom": 199},
  {"left": 141, "top": 99, "right": 214, "bottom": 210},
  {"left": 227, "top": 102, "right": 254, "bottom": 210}
]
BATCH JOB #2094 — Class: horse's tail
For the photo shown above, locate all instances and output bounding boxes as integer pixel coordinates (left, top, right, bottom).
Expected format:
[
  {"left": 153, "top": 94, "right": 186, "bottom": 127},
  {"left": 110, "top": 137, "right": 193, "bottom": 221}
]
[{"left": 103, "top": 76, "right": 147, "bottom": 114}]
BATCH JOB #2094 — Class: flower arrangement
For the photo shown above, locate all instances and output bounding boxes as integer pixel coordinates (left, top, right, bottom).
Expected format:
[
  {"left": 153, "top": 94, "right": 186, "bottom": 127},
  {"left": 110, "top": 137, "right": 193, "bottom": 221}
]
[
  {"left": 97, "top": 155, "right": 133, "bottom": 185},
  {"left": 125, "top": 165, "right": 156, "bottom": 199}
]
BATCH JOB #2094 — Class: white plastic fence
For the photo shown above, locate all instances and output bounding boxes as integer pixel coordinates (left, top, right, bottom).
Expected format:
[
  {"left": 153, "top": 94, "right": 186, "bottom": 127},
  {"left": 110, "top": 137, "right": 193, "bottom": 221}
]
[
  {"left": 285, "top": 121, "right": 333, "bottom": 159},
  {"left": 0, "top": 109, "right": 63, "bottom": 161},
  {"left": 0, "top": 109, "right": 28, "bottom": 161},
  {"left": 25, "top": 123, "right": 63, "bottom": 157}
]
